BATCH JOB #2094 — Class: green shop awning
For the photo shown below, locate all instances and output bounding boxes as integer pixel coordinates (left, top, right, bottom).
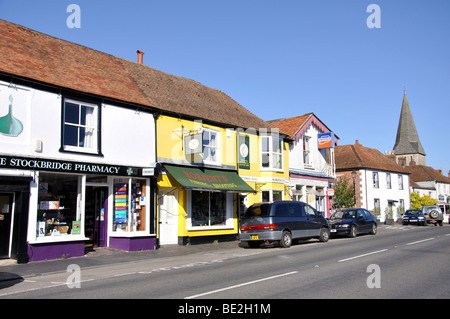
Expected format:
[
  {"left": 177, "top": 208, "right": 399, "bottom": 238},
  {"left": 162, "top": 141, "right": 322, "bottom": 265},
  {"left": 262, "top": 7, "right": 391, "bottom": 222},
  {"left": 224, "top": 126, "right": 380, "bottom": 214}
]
[{"left": 164, "top": 165, "right": 256, "bottom": 193}]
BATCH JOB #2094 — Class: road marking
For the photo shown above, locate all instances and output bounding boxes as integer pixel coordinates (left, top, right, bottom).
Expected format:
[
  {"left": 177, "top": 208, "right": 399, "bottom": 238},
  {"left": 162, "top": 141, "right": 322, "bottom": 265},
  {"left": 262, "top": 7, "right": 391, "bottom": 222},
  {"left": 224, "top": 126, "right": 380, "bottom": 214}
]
[
  {"left": 185, "top": 271, "right": 298, "bottom": 299},
  {"left": 338, "top": 249, "right": 388, "bottom": 263},
  {"left": 406, "top": 237, "right": 435, "bottom": 246}
]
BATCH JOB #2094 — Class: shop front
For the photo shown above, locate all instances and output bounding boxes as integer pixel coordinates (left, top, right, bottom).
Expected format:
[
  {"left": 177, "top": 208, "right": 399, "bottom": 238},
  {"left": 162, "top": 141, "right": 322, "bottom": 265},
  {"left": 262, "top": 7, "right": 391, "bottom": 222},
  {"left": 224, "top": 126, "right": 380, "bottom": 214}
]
[
  {"left": 0, "top": 155, "right": 157, "bottom": 262},
  {"left": 158, "top": 165, "right": 255, "bottom": 245}
]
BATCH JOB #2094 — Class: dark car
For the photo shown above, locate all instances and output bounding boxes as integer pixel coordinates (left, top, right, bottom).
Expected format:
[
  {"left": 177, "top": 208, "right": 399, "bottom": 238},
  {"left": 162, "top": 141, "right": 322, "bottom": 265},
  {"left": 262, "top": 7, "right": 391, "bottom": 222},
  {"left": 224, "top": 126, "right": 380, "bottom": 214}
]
[
  {"left": 328, "top": 208, "right": 377, "bottom": 238},
  {"left": 402, "top": 209, "right": 426, "bottom": 226},
  {"left": 239, "top": 201, "right": 330, "bottom": 248}
]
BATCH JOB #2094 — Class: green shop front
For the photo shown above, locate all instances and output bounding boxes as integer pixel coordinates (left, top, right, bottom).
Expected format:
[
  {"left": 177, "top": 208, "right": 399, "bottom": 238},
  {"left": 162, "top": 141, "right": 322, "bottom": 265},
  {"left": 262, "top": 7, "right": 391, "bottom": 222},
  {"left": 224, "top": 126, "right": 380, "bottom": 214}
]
[{"left": 157, "top": 165, "right": 255, "bottom": 245}]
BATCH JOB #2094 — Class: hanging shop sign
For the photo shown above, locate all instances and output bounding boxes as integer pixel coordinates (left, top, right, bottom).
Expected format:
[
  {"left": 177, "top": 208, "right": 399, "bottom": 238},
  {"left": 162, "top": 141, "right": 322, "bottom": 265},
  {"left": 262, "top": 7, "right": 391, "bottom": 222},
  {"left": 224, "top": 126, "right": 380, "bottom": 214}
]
[
  {"left": 238, "top": 135, "right": 250, "bottom": 170},
  {"left": 317, "top": 132, "right": 335, "bottom": 149},
  {"left": 0, "top": 155, "right": 152, "bottom": 177},
  {"left": 184, "top": 133, "right": 203, "bottom": 155}
]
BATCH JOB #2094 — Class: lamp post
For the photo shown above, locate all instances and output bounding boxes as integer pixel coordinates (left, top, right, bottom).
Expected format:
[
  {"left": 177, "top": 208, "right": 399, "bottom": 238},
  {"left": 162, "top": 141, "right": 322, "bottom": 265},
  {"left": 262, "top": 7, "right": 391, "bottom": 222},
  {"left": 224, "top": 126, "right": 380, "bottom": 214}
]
[{"left": 351, "top": 170, "right": 357, "bottom": 208}]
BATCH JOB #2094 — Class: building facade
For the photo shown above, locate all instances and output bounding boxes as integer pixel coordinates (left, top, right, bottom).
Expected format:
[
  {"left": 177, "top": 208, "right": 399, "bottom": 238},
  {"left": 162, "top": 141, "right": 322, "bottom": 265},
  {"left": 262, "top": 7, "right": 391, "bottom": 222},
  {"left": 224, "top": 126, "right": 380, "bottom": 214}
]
[
  {"left": 269, "top": 113, "right": 338, "bottom": 217},
  {"left": 335, "top": 141, "right": 410, "bottom": 222}
]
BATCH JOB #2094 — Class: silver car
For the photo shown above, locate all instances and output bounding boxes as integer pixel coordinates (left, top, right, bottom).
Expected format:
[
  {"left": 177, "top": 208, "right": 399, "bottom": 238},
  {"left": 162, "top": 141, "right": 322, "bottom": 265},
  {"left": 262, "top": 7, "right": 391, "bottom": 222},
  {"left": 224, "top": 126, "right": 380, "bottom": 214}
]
[
  {"left": 239, "top": 201, "right": 330, "bottom": 248},
  {"left": 420, "top": 205, "right": 444, "bottom": 226}
]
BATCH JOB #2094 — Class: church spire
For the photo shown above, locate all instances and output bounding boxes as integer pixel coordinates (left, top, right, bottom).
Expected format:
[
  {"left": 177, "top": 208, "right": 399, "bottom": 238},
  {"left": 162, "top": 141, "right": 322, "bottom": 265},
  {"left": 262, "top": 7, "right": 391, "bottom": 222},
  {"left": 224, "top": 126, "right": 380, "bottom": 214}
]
[{"left": 393, "top": 91, "right": 426, "bottom": 163}]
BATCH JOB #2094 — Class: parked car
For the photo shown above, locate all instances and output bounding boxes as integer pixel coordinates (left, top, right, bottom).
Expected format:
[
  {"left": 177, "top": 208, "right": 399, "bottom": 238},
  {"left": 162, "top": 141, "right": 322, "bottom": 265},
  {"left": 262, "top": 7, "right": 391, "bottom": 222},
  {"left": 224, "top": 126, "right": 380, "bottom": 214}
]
[
  {"left": 239, "top": 201, "right": 330, "bottom": 248},
  {"left": 328, "top": 208, "right": 377, "bottom": 238},
  {"left": 420, "top": 205, "right": 444, "bottom": 226},
  {"left": 402, "top": 209, "right": 426, "bottom": 226}
]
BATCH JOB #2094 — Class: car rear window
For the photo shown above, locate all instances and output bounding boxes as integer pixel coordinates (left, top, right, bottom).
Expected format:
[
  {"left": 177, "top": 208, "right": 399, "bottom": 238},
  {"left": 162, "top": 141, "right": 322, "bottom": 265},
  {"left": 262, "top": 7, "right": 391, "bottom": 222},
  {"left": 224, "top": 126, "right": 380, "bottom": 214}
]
[{"left": 243, "top": 203, "right": 271, "bottom": 218}]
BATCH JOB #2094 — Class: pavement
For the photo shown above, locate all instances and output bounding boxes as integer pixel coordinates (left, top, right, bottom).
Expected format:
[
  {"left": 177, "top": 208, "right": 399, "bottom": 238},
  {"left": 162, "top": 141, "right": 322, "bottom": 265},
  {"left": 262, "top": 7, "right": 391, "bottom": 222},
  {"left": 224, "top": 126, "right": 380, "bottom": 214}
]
[{"left": 0, "top": 240, "right": 242, "bottom": 284}]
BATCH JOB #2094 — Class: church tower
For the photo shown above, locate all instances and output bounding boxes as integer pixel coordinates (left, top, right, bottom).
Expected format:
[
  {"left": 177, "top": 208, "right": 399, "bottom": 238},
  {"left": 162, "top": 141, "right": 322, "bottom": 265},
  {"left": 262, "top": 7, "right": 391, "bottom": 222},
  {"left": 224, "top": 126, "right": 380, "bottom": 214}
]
[{"left": 393, "top": 92, "right": 426, "bottom": 166}]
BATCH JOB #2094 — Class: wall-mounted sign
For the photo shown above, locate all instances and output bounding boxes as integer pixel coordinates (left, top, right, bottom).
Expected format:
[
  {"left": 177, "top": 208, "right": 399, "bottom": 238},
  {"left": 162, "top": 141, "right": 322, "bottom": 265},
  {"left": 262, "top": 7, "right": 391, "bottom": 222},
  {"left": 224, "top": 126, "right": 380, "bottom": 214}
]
[
  {"left": 238, "top": 135, "right": 250, "bottom": 169},
  {"left": 0, "top": 155, "right": 152, "bottom": 177},
  {"left": 184, "top": 133, "right": 203, "bottom": 155},
  {"left": 318, "top": 132, "right": 335, "bottom": 149}
]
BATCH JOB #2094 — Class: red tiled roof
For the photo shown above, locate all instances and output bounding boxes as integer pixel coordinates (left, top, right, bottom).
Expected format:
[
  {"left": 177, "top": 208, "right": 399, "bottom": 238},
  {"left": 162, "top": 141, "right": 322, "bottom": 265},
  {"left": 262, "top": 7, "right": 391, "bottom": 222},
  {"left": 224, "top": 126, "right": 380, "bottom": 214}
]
[
  {"left": 0, "top": 19, "right": 274, "bottom": 131},
  {"left": 404, "top": 165, "right": 450, "bottom": 184},
  {"left": 335, "top": 141, "right": 408, "bottom": 174}
]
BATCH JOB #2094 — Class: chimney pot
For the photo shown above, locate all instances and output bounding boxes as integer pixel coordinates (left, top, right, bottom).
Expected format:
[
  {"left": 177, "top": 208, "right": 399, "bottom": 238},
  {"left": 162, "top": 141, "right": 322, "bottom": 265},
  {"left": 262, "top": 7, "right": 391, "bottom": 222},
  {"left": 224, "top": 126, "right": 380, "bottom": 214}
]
[{"left": 137, "top": 50, "right": 145, "bottom": 64}]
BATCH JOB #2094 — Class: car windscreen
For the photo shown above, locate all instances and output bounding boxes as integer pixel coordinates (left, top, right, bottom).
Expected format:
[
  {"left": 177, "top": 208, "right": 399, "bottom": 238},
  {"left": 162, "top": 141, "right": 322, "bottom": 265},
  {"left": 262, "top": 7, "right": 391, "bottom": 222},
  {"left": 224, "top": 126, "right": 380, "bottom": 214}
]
[
  {"left": 330, "top": 210, "right": 357, "bottom": 220},
  {"left": 243, "top": 203, "right": 271, "bottom": 218},
  {"left": 405, "top": 210, "right": 421, "bottom": 215}
]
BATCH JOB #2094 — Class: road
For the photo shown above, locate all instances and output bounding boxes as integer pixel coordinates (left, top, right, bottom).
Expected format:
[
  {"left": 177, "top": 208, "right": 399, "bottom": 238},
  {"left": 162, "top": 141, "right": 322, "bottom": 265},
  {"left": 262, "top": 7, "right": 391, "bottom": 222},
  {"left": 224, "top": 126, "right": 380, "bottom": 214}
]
[{"left": 1, "top": 224, "right": 449, "bottom": 302}]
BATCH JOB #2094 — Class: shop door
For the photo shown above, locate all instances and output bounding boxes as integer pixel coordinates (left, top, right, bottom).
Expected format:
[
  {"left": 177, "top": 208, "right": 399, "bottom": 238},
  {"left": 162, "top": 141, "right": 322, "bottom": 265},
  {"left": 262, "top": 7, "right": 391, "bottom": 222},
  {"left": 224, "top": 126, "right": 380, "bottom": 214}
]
[
  {"left": 0, "top": 193, "right": 14, "bottom": 258},
  {"left": 85, "top": 187, "right": 108, "bottom": 247},
  {"left": 159, "top": 189, "right": 178, "bottom": 245}
]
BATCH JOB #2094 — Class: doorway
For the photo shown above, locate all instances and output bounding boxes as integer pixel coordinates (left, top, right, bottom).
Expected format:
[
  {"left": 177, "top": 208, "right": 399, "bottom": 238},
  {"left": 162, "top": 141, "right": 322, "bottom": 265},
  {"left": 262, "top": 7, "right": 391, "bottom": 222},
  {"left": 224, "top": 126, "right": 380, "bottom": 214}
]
[
  {"left": 159, "top": 188, "right": 179, "bottom": 245},
  {"left": 0, "top": 193, "right": 14, "bottom": 258},
  {"left": 85, "top": 186, "right": 108, "bottom": 248}
]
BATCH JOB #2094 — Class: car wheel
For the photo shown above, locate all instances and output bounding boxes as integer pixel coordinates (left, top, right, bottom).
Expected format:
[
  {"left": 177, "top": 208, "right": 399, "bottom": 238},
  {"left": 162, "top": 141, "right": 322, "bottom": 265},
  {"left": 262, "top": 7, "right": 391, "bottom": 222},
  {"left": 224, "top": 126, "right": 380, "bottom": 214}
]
[
  {"left": 280, "top": 231, "right": 292, "bottom": 248},
  {"left": 348, "top": 225, "right": 357, "bottom": 238},
  {"left": 429, "top": 210, "right": 439, "bottom": 219},
  {"left": 319, "top": 227, "right": 330, "bottom": 242},
  {"left": 370, "top": 223, "right": 377, "bottom": 235}
]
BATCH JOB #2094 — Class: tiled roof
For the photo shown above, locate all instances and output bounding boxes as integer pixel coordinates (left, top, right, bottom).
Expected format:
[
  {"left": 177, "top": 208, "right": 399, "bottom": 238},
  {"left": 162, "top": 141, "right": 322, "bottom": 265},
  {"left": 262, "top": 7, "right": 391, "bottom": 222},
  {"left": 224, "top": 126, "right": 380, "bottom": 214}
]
[
  {"left": 404, "top": 165, "right": 450, "bottom": 184},
  {"left": 335, "top": 141, "right": 408, "bottom": 174},
  {"left": 0, "top": 19, "right": 274, "bottom": 131},
  {"left": 268, "top": 113, "right": 313, "bottom": 137}
]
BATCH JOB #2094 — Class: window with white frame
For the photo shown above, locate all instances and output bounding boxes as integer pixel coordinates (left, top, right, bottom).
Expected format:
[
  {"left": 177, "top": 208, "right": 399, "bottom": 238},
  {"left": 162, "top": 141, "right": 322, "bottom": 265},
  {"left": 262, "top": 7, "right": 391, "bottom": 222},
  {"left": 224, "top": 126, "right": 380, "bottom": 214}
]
[
  {"left": 398, "top": 174, "right": 404, "bottom": 190},
  {"left": 261, "top": 136, "right": 283, "bottom": 170},
  {"left": 62, "top": 98, "right": 99, "bottom": 154},
  {"left": 303, "top": 136, "right": 310, "bottom": 165},
  {"left": 262, "top": 190, "right": 283, "bottom": 202},
  {"left": 373, "top": 172, "right": 379, "bottom": 188},
  {"left": 386, "top": 173, "right": 391, "bottom": 189},
  {"left": 202, "top": 128, "right": 220, "bottom": 165}
]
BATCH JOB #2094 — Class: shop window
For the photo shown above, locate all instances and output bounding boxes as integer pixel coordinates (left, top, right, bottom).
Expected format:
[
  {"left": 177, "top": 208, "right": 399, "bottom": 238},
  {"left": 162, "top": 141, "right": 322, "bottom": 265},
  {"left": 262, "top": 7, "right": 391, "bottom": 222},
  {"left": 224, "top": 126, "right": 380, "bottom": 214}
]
[
  {"left": 62, "top": 98, "right": 100, "bottom": 154},
  {"left": 189, "top": 190, "right": 231, "bottom": 228},
  {"left": 37, "top": 173, "right": 81, "bottom": 238},
  {"left": 261, "top": 136, "right": 283, "bottom": 170},
  {"left": 113, "top": 178, "right": 147, "bottom": 233}
]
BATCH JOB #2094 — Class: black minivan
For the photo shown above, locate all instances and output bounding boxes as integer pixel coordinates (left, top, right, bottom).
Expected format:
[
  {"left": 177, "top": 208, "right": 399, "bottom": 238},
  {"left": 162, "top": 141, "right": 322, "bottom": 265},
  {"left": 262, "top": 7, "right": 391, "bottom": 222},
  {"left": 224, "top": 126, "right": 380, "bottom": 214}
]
[{"left": 239, "top": 201, "right": 330, "bottom": 248}]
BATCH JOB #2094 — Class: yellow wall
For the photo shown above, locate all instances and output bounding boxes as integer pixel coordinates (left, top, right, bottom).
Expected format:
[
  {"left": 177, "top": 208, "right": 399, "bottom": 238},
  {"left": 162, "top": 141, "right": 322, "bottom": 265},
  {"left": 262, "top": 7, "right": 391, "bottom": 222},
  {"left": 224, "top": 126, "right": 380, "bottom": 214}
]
[{"left": 156, "top": 115, "right": 290, "bottom": 239}]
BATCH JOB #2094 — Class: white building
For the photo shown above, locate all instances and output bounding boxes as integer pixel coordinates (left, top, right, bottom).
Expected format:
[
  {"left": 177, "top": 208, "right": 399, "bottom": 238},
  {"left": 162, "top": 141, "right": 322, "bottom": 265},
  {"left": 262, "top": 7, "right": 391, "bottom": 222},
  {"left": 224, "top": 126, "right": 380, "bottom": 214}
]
[
  {"left": 0, "top": 20, "right": 159, "bottom": 262},
  {"left": 269, "top": 113, "right": 338, "bottom": 217},
  {"left": 335, "top": 141, "right": 410, "bottom": 222}
]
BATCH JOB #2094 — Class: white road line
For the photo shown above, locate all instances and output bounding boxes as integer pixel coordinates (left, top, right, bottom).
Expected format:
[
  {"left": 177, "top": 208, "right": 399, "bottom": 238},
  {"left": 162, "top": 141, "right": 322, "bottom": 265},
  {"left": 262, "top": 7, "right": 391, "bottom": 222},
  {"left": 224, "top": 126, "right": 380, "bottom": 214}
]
[
  {"left": 185, "top": 271, "right": 298, "bottom": 299},
  {"left": 338, "top": 249, "right": 388, "bottom": 263},
  {"left": 406, "top": 237, "right": 435, "bottom": 246}
]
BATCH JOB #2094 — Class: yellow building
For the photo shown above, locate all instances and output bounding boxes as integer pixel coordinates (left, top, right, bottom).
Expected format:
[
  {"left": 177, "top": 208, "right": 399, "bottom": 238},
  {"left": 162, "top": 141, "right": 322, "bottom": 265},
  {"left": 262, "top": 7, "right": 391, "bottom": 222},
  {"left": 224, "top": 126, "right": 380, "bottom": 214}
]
[
  {"left": 119, "top": 57, "right": 290, "bottom": 245},
  {"left": 156, "top": 115, "right": 289, "bottom": 245}
]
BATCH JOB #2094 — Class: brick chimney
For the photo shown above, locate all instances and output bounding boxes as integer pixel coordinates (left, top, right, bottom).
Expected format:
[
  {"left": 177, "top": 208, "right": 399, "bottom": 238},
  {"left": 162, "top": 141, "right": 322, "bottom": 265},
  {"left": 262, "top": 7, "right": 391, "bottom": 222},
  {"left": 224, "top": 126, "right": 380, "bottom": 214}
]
[{"left": 137, "top": 50, "right": 145, "bottom": 64}]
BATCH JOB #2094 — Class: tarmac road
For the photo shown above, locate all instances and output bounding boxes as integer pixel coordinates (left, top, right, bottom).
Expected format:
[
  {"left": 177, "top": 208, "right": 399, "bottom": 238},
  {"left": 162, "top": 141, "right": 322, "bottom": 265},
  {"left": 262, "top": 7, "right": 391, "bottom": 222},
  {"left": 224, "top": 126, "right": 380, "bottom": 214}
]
[{"left": 1, "top": 224, "right": 449, "bottom": 300}]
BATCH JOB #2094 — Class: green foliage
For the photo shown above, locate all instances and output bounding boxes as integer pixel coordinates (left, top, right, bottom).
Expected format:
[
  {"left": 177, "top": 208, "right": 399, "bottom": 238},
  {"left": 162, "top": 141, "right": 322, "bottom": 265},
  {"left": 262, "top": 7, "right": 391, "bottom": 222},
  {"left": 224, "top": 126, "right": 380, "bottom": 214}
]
[
  {"left": 410, "top": 192, "right": 438, "bottom": 209},
  {"left": 333, "top": 176, "right": 355, "bottom": 208}
]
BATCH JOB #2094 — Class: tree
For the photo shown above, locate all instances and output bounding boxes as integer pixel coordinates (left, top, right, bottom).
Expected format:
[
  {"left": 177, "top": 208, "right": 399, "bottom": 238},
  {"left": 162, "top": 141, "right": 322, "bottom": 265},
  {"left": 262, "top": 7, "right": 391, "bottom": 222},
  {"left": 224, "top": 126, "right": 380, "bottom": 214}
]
[
  {"left": 410, "top": 192, "right": 438, "bottom": 209},
  {"left": 333, "top": 176, "right": 356, "bottom": 208}
]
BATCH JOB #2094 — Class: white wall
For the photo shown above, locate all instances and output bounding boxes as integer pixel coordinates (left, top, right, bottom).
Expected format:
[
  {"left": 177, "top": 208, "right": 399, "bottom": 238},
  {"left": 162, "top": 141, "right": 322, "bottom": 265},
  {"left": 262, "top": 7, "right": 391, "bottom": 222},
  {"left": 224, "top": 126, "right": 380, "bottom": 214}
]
[
  {"left": 359, "top": 169, "right": 410, "bottom": 221},
  {"left": 0, "top": 80, "right": 156, "bottom": 166}
]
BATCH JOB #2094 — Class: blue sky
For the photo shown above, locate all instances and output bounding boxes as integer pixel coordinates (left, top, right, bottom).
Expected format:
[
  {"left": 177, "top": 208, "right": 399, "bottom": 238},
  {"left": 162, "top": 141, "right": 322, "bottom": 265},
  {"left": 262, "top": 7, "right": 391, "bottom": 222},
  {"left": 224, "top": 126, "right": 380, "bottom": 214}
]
[{"left": 1, "top": 1, "right": 450, "bottom": 174}]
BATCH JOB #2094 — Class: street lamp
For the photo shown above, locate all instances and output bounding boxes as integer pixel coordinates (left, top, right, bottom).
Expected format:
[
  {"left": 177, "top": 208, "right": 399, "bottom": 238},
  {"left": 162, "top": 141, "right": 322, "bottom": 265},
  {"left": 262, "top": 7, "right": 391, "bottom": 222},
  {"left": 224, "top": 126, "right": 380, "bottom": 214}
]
[{"left": 351, "top": 170, "right": 357, "bottom": 207}]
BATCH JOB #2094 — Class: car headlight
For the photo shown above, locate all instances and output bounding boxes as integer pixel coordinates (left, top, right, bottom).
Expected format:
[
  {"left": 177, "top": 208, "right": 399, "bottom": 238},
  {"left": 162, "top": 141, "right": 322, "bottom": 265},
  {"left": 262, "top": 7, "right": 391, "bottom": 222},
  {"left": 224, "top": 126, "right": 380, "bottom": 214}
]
[
  {"left": 339, "top": 224, "right": 350, "bottom": 228},
  {"left": 418, "top": 217, "right": 424, "bottom": 220}
]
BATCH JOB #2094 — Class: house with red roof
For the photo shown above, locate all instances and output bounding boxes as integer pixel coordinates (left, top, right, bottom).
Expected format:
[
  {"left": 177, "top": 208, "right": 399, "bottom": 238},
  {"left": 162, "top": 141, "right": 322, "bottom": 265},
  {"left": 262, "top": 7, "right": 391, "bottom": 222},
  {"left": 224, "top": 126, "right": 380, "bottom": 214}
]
[
  {"left": 335, "top": 141, "right": 410, "bottom": 222},
  {"left": 269, "top": 113, "right": 338, "bottom": 217}
]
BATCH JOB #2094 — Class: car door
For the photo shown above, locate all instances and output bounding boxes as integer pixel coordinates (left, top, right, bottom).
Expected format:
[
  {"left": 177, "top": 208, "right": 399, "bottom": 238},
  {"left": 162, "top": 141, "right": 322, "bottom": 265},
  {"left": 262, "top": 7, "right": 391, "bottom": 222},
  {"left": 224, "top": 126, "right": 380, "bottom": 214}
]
[
  {"left": 290, "top": 202, "right": 307, "bottom": 239},
  {"left": 356, "top": 209, "right": 371, "bottom": 233},
  {"left": 304, "top": 204, "right": 322, "bottom": 237}
]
